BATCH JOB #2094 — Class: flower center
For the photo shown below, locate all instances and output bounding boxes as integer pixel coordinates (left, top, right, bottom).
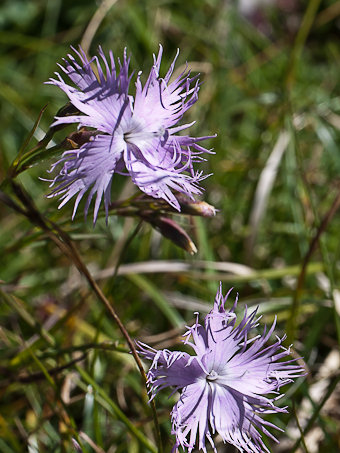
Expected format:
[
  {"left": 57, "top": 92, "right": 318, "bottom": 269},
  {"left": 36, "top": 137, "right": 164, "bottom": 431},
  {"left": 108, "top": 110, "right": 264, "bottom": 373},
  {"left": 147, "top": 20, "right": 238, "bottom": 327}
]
[
  {"left": 206, "top": 370, "right": 219, "bottom": 382},
  {"left": 123, "top": 120, "right": 167, "bottom": 145}
]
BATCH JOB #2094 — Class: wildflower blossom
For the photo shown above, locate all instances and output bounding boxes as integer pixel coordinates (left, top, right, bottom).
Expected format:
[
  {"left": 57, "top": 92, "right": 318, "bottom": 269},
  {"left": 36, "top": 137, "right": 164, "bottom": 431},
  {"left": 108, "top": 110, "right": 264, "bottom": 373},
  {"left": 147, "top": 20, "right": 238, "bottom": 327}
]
[
  {"left": 138, "top": 284, "right": 305, "bottom": 453},
  {"left": 46, "top": 46, "right": 213, "bottom": 222}
]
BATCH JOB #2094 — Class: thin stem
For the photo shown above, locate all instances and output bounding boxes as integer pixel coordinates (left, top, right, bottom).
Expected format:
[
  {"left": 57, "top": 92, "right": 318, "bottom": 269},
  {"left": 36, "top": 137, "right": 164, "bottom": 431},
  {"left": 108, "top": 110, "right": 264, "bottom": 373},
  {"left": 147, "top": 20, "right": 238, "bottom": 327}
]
[
  {"left": 0, "top": 352, "right": 87, "bottom": 387},
  {"left": 110, "top": 219, "right": 144, "bottom": 286},
  {"left": 7, "top": 181, "right": 163, "bottom": 453},
  {"left": 292, "top": 402, "right": 309, "bottom": 453},
  {"left": 287, "top": 187, "right": 340, "bottom": 342},
  {"left": 291, "top": 373, "right": 340, "bottom": 452},
  {"left": 39, "top": 341, "right": 129, "bottom": 358},
  {"left": 286, "top": 0, "right": 322, "bottom": 88}
]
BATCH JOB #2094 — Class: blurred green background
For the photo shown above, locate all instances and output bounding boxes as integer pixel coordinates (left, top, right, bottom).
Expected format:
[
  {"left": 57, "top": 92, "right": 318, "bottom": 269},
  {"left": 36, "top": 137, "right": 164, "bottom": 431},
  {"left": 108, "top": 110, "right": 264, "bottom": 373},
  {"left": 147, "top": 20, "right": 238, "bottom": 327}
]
[{"left": 0, "top": 0, "right": 340, "bottom": 452}]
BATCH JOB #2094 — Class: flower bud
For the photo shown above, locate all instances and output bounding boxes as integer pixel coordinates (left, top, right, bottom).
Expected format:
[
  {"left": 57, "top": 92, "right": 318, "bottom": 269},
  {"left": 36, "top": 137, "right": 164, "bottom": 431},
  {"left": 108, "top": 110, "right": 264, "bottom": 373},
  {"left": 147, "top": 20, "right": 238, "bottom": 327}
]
[
  {"left": 177, "top": 195, "right": 217, "bottom": 217},
  {"left": 64, "top": 129, "right": 98, "bottom": 149},
  {"left": 144, "top": 215, "right": 197, "bottom": 255}
]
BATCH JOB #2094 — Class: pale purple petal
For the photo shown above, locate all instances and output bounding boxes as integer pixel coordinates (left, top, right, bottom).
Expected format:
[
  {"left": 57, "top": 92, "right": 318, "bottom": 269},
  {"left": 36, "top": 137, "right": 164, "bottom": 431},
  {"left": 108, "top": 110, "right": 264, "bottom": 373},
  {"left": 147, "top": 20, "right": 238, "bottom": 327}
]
[
  {"left": 47, "top": 46, "right": 132, "bottom": 134},
  {"left": 124, "top": 143, "right": 203, "bottom": 210},
  {"left": 172, "top": 381, "right": 213, "bottom": 453},
  {"left": 47, "top": 134, "right": 126, "bottom": 222},
  {"left": 137, "top": 342, "right": 205, "bottom": 394}
]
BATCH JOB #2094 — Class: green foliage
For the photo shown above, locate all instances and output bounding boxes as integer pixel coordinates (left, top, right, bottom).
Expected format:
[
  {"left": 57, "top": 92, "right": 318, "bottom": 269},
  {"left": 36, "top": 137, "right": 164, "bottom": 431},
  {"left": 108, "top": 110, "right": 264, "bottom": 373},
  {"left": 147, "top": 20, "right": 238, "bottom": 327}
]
[{"left": 1, "top": 0, "right": 340, "bottom": 451}]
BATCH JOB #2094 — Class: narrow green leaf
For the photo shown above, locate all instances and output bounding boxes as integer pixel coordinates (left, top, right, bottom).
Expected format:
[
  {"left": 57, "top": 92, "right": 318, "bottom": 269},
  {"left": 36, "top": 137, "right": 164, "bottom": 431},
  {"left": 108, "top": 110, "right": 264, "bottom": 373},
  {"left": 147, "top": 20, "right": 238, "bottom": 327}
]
[
  {"left": 76, "top": 366, "right": 157, "bottom": 453},
  {"left": 127, "top": 273, "right": 184, "bottom": 328}
]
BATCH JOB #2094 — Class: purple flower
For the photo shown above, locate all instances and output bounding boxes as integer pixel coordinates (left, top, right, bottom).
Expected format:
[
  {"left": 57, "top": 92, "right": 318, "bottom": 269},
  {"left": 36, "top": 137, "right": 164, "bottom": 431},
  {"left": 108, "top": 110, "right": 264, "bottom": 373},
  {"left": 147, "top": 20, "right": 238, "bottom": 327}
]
[
  {"left": 138, "top": 285, "right": 305, "bottom": 453},
  {"left": 46, "top": 46, "right": 213, "bottom": 222}
]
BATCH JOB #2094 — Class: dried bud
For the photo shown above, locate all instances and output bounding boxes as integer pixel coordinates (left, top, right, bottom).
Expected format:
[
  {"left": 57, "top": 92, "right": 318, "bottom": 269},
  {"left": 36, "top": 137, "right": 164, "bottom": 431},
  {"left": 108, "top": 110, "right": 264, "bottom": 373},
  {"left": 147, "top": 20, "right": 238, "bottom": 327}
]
[
  {"left": 145, "top": 215, "right": 197, "bottom": 255},
  {"left": 177, "top": 196, "right": 217, "bottom": 217},
  {"left": 125, "top": 194, "right": 217, "bottom": 218},
  {"left": 64, "top": 129, "right": 98, "bottom": 149}
]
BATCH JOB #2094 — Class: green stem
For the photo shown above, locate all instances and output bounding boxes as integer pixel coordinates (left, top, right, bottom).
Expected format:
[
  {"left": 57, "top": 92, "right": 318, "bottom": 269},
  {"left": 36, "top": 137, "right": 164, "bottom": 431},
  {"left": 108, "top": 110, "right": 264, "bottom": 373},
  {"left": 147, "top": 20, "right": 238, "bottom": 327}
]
[
  {"left": 287, "top": 188, "right": 340, "bottom": 342},
  {"left": 7, "top": 181, "right": 163, "bottom": 453},
  {"left": 76, "top": 366, "right": 157, "bottom": 453},
  {"left": 291, "top": 373, "right": 340, "bottom": 452},
  {"left": 286, "top": 0, "right": 322, "bottom": 88}
]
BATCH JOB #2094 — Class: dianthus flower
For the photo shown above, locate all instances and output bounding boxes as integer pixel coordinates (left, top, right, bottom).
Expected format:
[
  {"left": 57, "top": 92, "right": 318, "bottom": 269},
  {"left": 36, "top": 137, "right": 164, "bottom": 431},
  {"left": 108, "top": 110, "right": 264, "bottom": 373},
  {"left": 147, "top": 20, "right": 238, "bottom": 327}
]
[
  {"left": 138, "top": 285, "right": 305, "bottom": 453},
  {"left": 46, "top": 46, "right": 213, "bottom": 222}
]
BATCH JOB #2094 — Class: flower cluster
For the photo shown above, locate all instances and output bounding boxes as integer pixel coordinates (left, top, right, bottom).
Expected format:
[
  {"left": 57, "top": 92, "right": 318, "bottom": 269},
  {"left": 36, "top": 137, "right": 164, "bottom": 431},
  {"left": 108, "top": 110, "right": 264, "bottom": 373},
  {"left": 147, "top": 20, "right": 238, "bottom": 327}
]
[
  {"left": 138, "top": 284, "right": 305, "bottom": 453},
  {"left": 46, "top": 46, "right": 213, "bottom": 222},
  {"left": 45, "top": 46, "right": 306, "bottom": 452}
]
